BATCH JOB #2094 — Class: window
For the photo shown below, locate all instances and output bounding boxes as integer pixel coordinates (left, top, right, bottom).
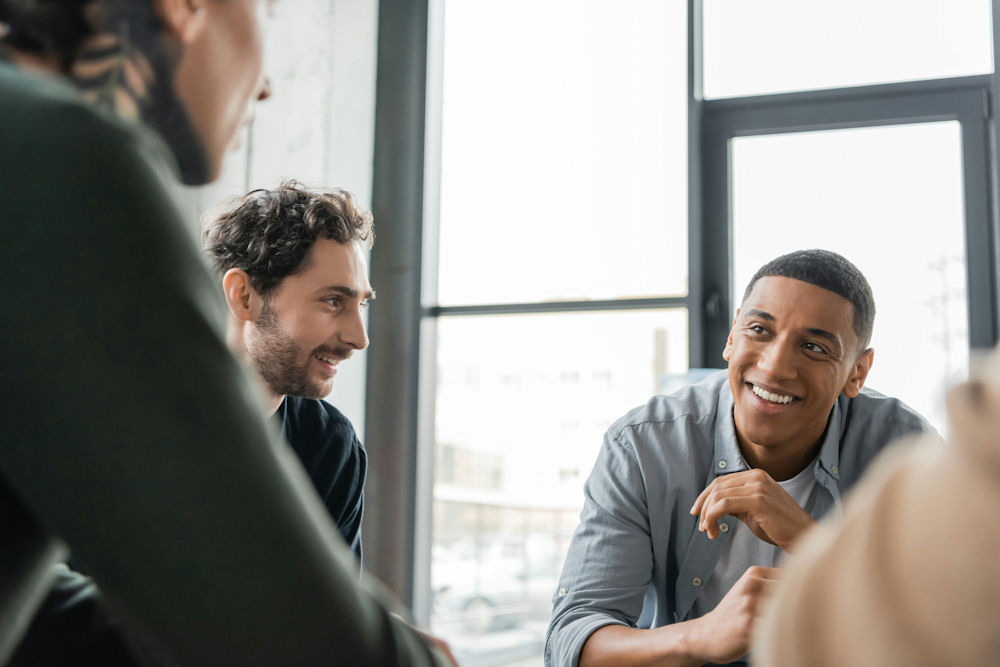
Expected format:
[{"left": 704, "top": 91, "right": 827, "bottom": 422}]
[
  {"left": 369, "top": 1, "right": 999, "bottom": 663},
  {"left": 703, "top": 0, "right": 992, "bottom": 98},
  {"left": 425, "top": 1, "right": 688, "bottom": 663},
  {"left": 436, "top": 0, "right": 688, "bottom": 306},
  {"left": 732, "top": 122, "right": 969, "bottom": 430}
]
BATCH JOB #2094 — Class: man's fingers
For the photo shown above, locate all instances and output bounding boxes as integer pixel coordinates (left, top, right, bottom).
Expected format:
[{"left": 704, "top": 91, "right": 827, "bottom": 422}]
[
  {"left": 744, "top": 566, "right": 782, "bottom": 614},
  {"left": 741, "top": 566, "right": 781, "bottom": 593},
  {"left": 699, "top": 494, "right": 760, "bottom": 538},
  {"left": 691, "top": 470, "right": 767, "bottom": 516},
  {"left": 690, "top": 483, "right": 712, "bottom": 516}
]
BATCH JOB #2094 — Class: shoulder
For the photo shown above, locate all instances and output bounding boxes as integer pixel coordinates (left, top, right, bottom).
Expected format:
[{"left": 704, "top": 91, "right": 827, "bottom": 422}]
[
  {"left": 844, "top": 386, "right": 934, "bottom": 437},
  {"left": 0, "top": 63, "right": 212, "bottom": 328},
  {"left": 608, "top": 370, "right": 728, "bottom": 436},
  {"left": 282, "top": 396, "right": 364, "bottom": 457},
  {"left": 0, "top": 63, "right": 178, "bottom": 206},
  {"left": 835, "top": 386, "right": 936, "bottom": 474},
  {"left": 605, "top": 370, "right": 729, "bottom": 453}
]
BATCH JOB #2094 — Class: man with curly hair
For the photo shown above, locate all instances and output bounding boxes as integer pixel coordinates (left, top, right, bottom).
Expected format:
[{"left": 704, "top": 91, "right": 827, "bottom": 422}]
[{"left": 203, "top": 181, "right": 376, "bottom": 562}]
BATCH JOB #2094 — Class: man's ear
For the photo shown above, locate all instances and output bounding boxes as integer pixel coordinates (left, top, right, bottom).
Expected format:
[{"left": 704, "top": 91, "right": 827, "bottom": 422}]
[
  {"left": 221, "top": 268, "right": 257, "bottom": 323},
  {"left": 153, "top": 0, "right": 208, "bottom": 44},
  {"left": 722, "top": 309, "right": 740, "bottom": 363},
  {"left": 842, "top": 347, "right": 874, "bottom": 398}
]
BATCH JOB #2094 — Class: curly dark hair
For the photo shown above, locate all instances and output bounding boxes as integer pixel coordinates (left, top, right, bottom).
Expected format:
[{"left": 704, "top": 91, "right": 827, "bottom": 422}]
[
  {"left": 742, "top": 249, "right": 875, "bottom": 350},
  {"left": 203, "top": 181, "right": 375, "bottom": 296},
  {"left": 0, "top": 0, "right": 97, "bottom": 71}
]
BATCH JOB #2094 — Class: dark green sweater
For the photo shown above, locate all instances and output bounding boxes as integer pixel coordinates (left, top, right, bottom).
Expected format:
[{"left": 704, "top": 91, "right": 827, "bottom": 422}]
[{"left": 0, "top": 60, "right": 442, "bottom": 666}]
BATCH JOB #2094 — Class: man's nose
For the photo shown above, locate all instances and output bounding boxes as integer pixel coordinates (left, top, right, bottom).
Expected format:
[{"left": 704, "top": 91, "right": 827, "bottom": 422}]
[
  {"left": 339, "top": 306, "right": 369, "bottom": 351},
  {"left": 757, "top": 339, "right": 797, "bottom": 379},
  {"left": 256, "top": 76, "right": 273, "bottom": 102}
]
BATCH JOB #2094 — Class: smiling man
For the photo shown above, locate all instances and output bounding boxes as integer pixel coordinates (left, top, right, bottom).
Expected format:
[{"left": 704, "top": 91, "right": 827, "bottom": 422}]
[
  {"left": 546, "top": 249, "right": 933, "bottom": 667},
  {"left": 204, "top": 181, "right": 374, "bottom": 561}
]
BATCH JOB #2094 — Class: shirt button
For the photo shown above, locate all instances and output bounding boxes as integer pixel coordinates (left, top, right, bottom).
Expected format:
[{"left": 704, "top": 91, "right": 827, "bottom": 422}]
[
  {"left": 719, "top": 522, "right": 730, "bottom": 533},
  {"left": 673, "top": 611, "right": 680, "bottom": 621},
  {"left": 718, "top": 460, "right": 727, "bottom": 469},
  {"left": 831, "top": 465, "right": 839, "bottom": 474},
  {"left": 558, "top": 587, "right": 567, "bottom": 596},
  {"left": 692, "top": 577, "right": 702, "bottom": 587}
]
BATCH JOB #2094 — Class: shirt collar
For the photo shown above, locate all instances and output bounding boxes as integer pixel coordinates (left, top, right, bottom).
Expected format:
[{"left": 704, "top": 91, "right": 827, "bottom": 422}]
[
  {"left": 713, "top": 383, "right": 844, "bottom": 481},
  {"left": 713, "top": 384, "right": 749, "bottom": 475}
]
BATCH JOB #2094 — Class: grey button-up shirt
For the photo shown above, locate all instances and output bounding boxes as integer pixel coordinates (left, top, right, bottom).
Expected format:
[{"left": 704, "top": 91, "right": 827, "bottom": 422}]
[{"left": 545, "top": 371, "right": 932, "bottom": 667}]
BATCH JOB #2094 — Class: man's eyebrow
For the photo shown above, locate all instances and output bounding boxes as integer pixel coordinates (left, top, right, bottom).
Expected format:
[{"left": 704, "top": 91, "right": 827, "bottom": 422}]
[
  {"left": 322, "top": 285, "right": 376, "bottom": 300},
  {"left": 743, "top": 308, "right": 775, "bottom": 321}
]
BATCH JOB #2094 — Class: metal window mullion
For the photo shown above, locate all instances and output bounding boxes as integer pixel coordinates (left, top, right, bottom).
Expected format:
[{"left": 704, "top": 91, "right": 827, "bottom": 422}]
[
  {"left": 688, "top": 0, "right": 707, "bottom": 367},
  {"left": 366, "top": 0, "right": 430, "bottom": 608},
  {"left": 427, "top": 296, "right": 690, "bottom": 319},
  {"left": 958, "top": 98, "right": 998, "bottom": 349},
  {"left": 991, "top": 0, "right": 1000, "bottom": 349}
]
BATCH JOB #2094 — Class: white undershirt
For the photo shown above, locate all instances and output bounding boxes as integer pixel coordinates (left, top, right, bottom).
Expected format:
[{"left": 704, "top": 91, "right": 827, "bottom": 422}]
[{"left": 691, "top": 462, "right": 817, "bottom": 618}]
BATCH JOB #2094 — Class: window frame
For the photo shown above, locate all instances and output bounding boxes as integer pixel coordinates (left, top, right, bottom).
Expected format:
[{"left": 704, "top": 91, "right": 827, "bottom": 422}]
[
  {"left": 697, "top": 74, "right": 997, "bottom": 363},
  {"left": 366, "top": 0, "right": 1000, "bottom": 626}
]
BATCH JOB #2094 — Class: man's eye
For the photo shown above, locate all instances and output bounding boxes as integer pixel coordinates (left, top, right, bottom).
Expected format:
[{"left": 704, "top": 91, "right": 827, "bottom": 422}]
[
  {"left": 324, "top": 298, "right": 341, "bottom": 308},
  {"left": 360, "top": 300, "right": 371, "bottom": 309},
  {"left": 803, "top": 341, "right": 827, "bottom": 354},
  {"left": 748, "top": 325, "right": 767, "bottom": 335}
]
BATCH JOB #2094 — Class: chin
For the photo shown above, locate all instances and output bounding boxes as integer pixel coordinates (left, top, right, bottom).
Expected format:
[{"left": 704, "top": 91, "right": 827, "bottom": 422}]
[
  {"left": 741, "top": 424, "right": 789, "bottom": 448},
  {"left": 303, "top": 381, "right": 334, "bottom": 401}
]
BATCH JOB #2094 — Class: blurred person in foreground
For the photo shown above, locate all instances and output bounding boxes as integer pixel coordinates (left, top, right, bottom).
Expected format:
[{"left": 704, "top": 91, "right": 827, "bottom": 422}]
[
  {"left": 754, "top": 350, "right": 1000, "bottom": 666},
  {"left": 546, "top": 249, "right": 935, "bottom": 666},
  {"left": 204, "top": 182, "right": 375, "bottom": 565},
  {"left": 0, "top": 1, "right": 453, "bottom": 665}
]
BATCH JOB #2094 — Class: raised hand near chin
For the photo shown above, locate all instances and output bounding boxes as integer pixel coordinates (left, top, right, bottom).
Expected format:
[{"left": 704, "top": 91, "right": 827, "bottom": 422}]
[{"left": 689, "top": 469, "right": 816, "bottom": 551}]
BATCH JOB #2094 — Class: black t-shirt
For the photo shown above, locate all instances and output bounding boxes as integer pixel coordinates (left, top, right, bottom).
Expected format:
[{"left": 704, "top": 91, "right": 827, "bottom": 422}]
[{"left": 276, "top": 395, "right": 367, "bottom": 561}]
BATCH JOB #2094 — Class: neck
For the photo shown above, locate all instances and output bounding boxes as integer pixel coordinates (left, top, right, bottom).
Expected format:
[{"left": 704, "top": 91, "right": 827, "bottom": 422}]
[
  {"left": 228, "top": 315, "right": 284, "bottom": 416},
  {"left": 265, "top": 389, "right": 284, "bottom": 416},
  {"left": 6, "top": 48, "right": 61, "bottom": 72},
  {"left": 735, "top": 427, "right": 825, "bottom": 482}
]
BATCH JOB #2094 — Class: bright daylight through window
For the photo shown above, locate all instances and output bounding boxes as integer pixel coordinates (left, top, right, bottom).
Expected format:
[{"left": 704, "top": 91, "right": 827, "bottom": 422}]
[
  {"left": 421, "top": 1, "right": 989, "bottom": 665},
  {"left": 428, "top": 0, "right": 687, "bottom": 663}
]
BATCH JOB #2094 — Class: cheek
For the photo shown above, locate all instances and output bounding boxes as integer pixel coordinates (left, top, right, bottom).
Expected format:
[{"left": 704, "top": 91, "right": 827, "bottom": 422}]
[
  {"left": 216, "top": 9, "right": 265, "bottom": 133},
  {"left": 293, "top": 315, "right": 334, "bottom": 350}
]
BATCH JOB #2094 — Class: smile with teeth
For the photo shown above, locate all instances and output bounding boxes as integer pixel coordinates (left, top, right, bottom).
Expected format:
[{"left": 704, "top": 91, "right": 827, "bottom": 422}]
[
  {"left": 315, "top": 353, "right": 340, "bottom": 366},
  {"left": 751, "top": 384, "right": 794, "bottom": 405}
]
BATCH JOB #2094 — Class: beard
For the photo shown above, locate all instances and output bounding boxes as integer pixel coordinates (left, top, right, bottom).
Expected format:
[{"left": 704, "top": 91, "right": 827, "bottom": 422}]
[{"left": 246, "top": 303, "right": 349, "bottom": 400}]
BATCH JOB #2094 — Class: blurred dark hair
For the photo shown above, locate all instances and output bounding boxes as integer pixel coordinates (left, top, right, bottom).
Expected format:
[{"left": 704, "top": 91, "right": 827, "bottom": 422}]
[
  {"left": 742, "top": 249, "right": 875, "bottom": 350},
  {"left": 0, "top": 0, "right": 97, "bottom": 71},
  {"left": 203, "top": 181, "right": 375, "bottom": 296}
]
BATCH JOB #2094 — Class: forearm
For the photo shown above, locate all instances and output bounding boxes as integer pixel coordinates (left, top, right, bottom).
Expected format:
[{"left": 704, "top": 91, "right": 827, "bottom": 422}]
[{"left": 580, "top": 623, "right": 703, "bottom": 667}]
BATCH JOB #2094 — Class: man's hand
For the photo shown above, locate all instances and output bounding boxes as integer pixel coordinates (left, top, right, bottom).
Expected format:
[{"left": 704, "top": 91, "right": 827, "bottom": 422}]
[
  {"left": 689, "top": 469, "right": 815, "bottom": 551},
  {"left": 686, "top": 566, "right": 780, "bottom": 664}
]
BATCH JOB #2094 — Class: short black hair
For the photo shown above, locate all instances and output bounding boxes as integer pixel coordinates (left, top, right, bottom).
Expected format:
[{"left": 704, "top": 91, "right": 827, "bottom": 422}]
[{"left": 742, "top": 249, "right": 875, "bottom": 350}]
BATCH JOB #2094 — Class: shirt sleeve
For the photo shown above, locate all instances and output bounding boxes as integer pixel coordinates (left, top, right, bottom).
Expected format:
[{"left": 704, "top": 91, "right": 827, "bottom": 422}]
[
  {"left": 0, "top": 98, "right": 446, "bottom": 666},
  {"left": 545, "top": 428, "right": 654, "bottom": 667}
]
